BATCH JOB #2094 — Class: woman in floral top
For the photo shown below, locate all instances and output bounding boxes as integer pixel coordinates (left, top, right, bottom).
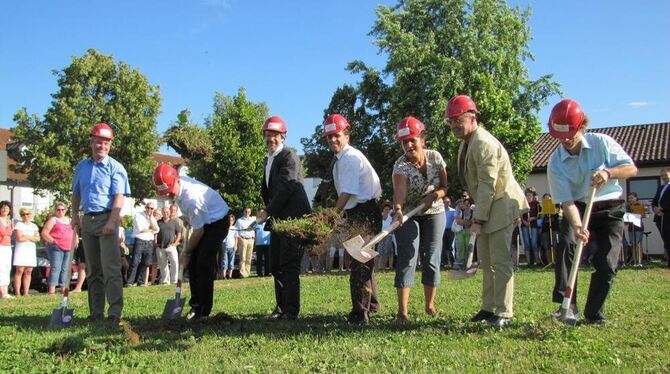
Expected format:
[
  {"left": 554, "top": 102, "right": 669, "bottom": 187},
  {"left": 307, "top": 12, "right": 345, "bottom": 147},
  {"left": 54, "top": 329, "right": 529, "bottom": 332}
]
[{"left": 392, "top": 116, "right": 448, "bottom": 322}]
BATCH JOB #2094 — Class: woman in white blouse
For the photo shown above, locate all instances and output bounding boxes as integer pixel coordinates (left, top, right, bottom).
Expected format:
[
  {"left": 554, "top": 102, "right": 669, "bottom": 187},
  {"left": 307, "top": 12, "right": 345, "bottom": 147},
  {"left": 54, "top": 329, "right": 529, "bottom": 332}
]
[{"left": 13, "top": 208, "right": 40, "bottom": 296}]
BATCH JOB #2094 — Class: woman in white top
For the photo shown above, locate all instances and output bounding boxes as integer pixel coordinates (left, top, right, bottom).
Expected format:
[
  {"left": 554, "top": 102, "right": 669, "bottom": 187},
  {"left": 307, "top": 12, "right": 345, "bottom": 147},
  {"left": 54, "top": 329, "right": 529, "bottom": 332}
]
[
  {"left": 13, "top": 208, "right": 40, "bottom": 296},
  {"left": 0, "top": 201, "right": 14, "bottom": 299}
]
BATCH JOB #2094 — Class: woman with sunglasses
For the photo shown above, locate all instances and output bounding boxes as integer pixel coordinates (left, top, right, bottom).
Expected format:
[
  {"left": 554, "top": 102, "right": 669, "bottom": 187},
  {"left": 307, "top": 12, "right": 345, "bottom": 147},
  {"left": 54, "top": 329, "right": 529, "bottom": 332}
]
[
  {"left": 41, "top": 202, "right": 77, "bottom": 295},
  {"left": 13, "top": 208, "right": 40, "bottom": 296}
]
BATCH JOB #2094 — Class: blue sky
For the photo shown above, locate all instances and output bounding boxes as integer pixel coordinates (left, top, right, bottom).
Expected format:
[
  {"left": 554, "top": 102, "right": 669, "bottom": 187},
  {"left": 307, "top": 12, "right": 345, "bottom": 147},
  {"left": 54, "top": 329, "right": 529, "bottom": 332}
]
[{"left": 1, "top": 0, "right": 668, "bottom": 154}]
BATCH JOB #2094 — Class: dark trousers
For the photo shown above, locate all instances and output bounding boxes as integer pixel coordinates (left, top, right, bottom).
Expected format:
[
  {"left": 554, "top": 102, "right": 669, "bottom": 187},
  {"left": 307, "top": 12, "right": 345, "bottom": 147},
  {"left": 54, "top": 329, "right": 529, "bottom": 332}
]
[
  {"left": 188, "top": 218, "right": 229, "bottom": 316},
  {"left": 553, "top": 201, "right": 624, "bottom": 320},
  {"left": 127, "top": 239, "right": 154, "bottom": 285},
  {"left": 344, "top": 199, "right": 382, "bottom": 318},
  {"left": 656, "top": 217, "right": 670, "bottom": 266},
  {"left": 442, "top": 228, "right": 455, "bottom": 266},
  {"left": 270, "top": 232, "right": 303, "bottom": 316},
  {"left": 256, "top": 244, "right": 270, "bottom": 276}
]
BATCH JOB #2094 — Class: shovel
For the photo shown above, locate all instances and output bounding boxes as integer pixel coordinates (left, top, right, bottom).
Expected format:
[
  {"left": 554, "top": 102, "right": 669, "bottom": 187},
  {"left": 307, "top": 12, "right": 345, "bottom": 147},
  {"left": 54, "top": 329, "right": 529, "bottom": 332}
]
[
  {"left": 558, "top": 186, "right": 597, "bottom": 326},
  {"left": 448, "top": 233, "right": 478, "bottom": 280},
  {"left": 162, "top": 266, "right": 186, "bottom": 321},
  {"left": 49, "top": 239, "right": 76, "bottom": 329},
  {"left": 343, "top": 203, "right": 427, "bottom": 263}
]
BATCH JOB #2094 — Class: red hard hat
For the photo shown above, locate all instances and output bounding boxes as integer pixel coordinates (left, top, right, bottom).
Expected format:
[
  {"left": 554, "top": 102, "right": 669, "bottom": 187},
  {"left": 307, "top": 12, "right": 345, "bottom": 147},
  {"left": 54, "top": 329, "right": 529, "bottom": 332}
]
[
  {"left": 91, "top": 123, "right": 114, "bottom": 140},
  {"left": 322, "top": 114, "right": 350, "bottom": 137},
  {"left": 153, "top": 163, "right": 179, "bottom": 196},
  {"left": 395, "top": 116, "right": 425, "bottom": 141},
  {"left": 262, "top": 115, "right": 288, "bottom": 133},
  {"left": 548, "top": 99, "right": 585, "bottom": 140},
  {"left": 446, "top": 95, "right": 479, "bottom": 118}
]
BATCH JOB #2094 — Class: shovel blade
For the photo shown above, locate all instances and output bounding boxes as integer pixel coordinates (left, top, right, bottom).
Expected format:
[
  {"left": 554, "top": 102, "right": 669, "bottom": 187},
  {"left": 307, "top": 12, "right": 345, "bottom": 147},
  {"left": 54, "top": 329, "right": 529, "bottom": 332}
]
[
  {"left": 49, "top": 307, "right": 74, "bottom": 329},
  {"left": 447, "top": 266, "right": 478, "bottom": 281},
  {"left": 343, "top": 235, "right": 379, "bottom": 263},
  {"left": 162, "top": 297, "right": 186, "bottom": 320}
]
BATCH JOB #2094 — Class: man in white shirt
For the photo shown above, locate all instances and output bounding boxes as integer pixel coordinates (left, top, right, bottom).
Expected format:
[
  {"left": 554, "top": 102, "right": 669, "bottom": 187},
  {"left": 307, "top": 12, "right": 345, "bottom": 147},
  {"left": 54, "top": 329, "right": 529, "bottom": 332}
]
[
  {"left": 235, "top": 207, "right": 256, "bottom": 278},
  {"left": 153, "top": 164, "right": 230, "bottom": 321},
  {"left": 126, "top": 202, "right": 159, "bottom": 287},
  {"left": 324, "top": 113, "right": 382, "bottom": 325}
]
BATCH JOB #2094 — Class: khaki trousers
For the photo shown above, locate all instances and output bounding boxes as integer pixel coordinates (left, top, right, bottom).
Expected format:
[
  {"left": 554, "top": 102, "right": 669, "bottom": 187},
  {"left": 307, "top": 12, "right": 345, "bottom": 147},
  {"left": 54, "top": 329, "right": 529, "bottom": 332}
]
[
  {"left": 82, "top": 212, "right": 123, "bottom": 318},
  {"left": 478, "top": 223, "right": 514, "bottom": 318},
  {"left": 237, "top": 238, "right": 255, "bottom": 277}
]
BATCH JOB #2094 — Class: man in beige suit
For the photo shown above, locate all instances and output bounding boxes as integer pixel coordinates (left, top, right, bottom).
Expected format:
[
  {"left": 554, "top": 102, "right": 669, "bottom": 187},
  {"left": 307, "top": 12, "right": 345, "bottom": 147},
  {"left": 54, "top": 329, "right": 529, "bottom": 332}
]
[{"left": 445, "top": 95, "right": 529, "bottom": 328}]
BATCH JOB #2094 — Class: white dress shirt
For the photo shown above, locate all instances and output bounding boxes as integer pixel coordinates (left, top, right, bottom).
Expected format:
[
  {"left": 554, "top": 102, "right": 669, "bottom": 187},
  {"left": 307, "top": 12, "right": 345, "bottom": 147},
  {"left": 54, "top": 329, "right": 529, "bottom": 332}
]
[
  {"left": 265, "top": 144, "right": 284, "bottom": 187},
  {"left": 132, "top": 211, "right": 159, "bottom": 241},
  {"left": 176, "top": 176, "right": 229, "bottom": 230},
  {"left": 333, "top": 145, "right": 382, "bottom": 210},
  {"left": 234, "top": 216, "right": 256, "bottom": 240}
]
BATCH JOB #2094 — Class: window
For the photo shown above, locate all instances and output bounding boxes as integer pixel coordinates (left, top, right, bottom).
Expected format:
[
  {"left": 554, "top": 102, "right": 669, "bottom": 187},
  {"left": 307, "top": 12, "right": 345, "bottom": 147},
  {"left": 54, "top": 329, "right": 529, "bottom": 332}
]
[{"left": 627, "top": 176, "right": 659, "bottom": 201}]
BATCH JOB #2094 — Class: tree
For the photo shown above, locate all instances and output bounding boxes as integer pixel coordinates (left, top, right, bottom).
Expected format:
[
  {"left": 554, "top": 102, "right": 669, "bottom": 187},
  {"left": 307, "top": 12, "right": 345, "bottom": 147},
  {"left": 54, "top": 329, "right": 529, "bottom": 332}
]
[
  {"left": 164, "top": 88, "right": 268, "bottom": 213},
  {"left": 10, "top": 49, "right": 161, "bottom": 201},
  {"left": 302, "top": 0, "right": 560, "bottom": 199}
]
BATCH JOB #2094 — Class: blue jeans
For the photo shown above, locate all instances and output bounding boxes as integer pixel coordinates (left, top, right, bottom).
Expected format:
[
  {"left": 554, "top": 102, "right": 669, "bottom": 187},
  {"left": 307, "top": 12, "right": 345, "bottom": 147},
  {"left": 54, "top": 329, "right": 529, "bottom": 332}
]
[
  {"left": 221, "top": 246, "right": 235, "bottom": 271},
  {"left": 48, "top": 244, "right": 70, "bottom": 287},
  {"left": 521, "top": 226, "right": 540, "bottom": 263},
  {"left": 394, "top": 212, "right": 446, "bottom": 288}
]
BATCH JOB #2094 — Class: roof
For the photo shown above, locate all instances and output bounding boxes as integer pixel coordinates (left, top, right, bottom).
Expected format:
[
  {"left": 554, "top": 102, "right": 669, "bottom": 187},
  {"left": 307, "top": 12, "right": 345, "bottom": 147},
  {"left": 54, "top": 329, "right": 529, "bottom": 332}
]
[{"left": 532, "top": 122, "right": 670, "bottom": 172}]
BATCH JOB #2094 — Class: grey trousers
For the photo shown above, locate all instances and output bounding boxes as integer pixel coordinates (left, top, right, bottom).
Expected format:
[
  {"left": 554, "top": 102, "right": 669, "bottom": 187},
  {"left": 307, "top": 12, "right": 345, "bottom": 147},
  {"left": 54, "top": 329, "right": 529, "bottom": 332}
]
[{"left": 82, "top": 212, "right": 123, "bottom": 318}]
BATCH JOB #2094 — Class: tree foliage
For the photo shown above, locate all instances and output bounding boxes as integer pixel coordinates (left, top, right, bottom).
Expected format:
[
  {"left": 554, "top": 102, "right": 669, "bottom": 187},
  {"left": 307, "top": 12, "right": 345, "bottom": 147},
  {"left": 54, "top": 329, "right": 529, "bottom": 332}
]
[
  {"left": 302, "top": 0, "right": 560, "bottom": 200},
  {"left": 10, "top": 49, "right": 161, "bottom": 201},
  {"left": 164, "top": 88, "right": 268, "bottom": 213}
]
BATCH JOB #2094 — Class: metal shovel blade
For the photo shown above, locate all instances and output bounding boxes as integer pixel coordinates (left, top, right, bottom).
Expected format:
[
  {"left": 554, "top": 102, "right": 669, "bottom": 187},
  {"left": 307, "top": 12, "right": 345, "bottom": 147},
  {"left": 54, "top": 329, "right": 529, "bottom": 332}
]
[
  {"left": 162, "top": 297, "right": 186, "bottom": 320},
  {"left": 447, "top": 266, "right": 478, "bottom": 280},
  {"left": 49, "top": 307, "right": 74, "bottom": 329},
  {"left": 343, "top": 235, "right": 379, "bottom": 263}
]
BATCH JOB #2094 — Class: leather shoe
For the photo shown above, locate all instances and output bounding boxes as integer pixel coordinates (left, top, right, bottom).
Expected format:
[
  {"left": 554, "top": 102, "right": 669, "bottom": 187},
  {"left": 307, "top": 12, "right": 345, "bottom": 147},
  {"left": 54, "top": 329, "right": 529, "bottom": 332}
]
[
  {"left": 186, "top": 309, "right": 207, "bottom": 322},
  {"left": 584, "top": 317, "right": 607, "bottom": 325},
  {"left": 280, "top": 313, "right": 298, "bottom": 321},
  {"left": 107, "top": 316, "right": 121, "bottom": 326},
  {"left": 488, "top": 315, "right": 512, "bottom": 328},
  {"left": 470, "top": 310, "right": 494, "bottom": 322},
  {"left": 347, "top": 313, "right": 369, "bottom": 325},
  {"left": 265, "top": 308, "right": 283, "bottom": 320}
]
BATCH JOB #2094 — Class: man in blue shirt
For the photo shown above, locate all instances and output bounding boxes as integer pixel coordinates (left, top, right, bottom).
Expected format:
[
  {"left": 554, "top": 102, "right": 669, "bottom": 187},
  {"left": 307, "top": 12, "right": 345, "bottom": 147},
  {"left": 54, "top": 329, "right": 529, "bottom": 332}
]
[
  {"left": 442, "top": 196, "right": 457, "bottom": 268},
  {"left": 547, "top": 99, "right": 637, "bottom": 325},
  {"left": 71, "top": 123, "right": 131, "bottom": 324},
  {"left": 255, "top": 209, "right": 271, "bottom": 277}
]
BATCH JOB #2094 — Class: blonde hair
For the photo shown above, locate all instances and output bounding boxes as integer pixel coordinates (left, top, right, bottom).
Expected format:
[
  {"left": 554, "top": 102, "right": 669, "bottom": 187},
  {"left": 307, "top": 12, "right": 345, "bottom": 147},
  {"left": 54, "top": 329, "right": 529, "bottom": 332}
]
[{"left": 19, "top": 207, "right": 32, "bottom": 217}]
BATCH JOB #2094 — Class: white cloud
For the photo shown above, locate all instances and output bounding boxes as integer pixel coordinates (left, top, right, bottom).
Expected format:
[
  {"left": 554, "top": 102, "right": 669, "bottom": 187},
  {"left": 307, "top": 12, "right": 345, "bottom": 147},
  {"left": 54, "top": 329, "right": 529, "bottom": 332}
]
[{"left": 628, "top": 101, "right": 651, "bottom": 109}]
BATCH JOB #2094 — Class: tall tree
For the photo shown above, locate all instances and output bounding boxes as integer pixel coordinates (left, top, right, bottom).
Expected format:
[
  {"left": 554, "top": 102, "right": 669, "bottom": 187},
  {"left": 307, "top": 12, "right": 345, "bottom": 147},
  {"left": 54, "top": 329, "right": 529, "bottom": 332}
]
[
  {"left": 302, "top": 0, "right": 560, "bottom": 198},
  {"left": 164, "top": 88, "right": 268, "bottom": 213},
  {"left": 10, "top": 49, "right": 161, "bottom": 201}
]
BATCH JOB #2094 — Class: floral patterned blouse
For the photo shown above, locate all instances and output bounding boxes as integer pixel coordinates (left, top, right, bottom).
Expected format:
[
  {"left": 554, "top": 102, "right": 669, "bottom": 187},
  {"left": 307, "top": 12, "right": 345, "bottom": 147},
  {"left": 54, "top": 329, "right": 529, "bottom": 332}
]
[{"left": 393, "top": 149, "right": 446, "bottom": 216}]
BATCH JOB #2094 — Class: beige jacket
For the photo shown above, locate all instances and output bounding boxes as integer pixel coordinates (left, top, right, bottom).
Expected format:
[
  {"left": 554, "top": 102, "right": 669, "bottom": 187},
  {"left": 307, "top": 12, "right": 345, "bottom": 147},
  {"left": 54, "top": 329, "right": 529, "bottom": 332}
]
[{"left": 458, "top": 126, "right": 529, "bottom": 234}]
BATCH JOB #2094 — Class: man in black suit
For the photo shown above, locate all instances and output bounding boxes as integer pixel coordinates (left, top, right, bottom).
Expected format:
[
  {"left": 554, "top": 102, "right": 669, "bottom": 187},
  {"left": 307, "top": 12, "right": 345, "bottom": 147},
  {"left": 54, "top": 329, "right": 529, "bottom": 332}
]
[
  {"left": 261, "top": 115, "right": 312, "bottom": 320},
  {"left": 652, "top": 167, "right": 670, "bottom": 267}
]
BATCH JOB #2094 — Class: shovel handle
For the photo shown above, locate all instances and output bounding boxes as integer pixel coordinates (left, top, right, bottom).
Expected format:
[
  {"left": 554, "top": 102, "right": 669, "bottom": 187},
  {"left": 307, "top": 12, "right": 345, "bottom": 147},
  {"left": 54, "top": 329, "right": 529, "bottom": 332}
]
[
  {"left": 560, "top": 186, "right": 597, "bottom": 313},
  {"left": 361, "top": 203, "right": 427, "bottom": 251}
]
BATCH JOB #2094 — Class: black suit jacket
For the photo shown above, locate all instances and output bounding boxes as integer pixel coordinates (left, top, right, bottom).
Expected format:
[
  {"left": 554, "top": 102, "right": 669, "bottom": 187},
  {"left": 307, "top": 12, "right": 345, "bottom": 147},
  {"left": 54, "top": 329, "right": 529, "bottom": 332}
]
[
  {"left": 261, "top": 148, "right": 312, "bottom": 230},
  {"left": 652, "top": 183, "right": 670, "bottom": 229}
]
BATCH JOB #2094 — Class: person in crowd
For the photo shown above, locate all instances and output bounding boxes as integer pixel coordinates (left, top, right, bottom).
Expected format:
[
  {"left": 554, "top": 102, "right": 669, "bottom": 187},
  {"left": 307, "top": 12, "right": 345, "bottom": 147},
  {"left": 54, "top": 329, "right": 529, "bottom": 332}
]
[
  {"left": 72, "top": 219, "right": 88, "bottom": 293},
  {"left": 324, "top": 113, "right": 382, "bottom": 325},
  {"left": 446, "top": 95, "right": 528, "bottom": 328},
  {"left": 157, "top": 206, "right": 181, "bottom": 284},
  {"left": 221, "top": 214, "right": 237, "bottom": 279},
  {"left": 376, "top": 202, "right": 396, "bottom": 271},
  {"left": 521, "top": 187, "right": 542, "bottom": 266},
  {"left": 539, "top": 193, "right": 560, "bottom": 266},
  {"left": 235, "top": 207, "right": 256, "bottom": 278},
  {"left": 126, "top": 202, "right": 159, "bottom": 287},
  {"left": 0, "top": 201, "right": 14, "bottom": 299},
  {"left": 170, "top": 204, "right": 185, "bottom": 256},
  {"left": 625, "top": 192, "right": 645, "bottom": 266},
  {"left": 546, "top": 98, "right": 637, "bottom": 324},
  {"left": 72, "top": 123, "right": 130, "bottom": 323},
  {"left": 255, "top": 209, "right": 271, "bottom": 277},
  {"left": 261, "top": 116, "right": 312, "bottom": 321},
  {"left": 391, "top": 116, "right": 448, "bottom": 322},
  {"left": 442, "top": 196, "right": 457, "bottom": 268},
  {"left": 652, "top": 167, "right": 670, "bottom": 268},
  {"left": 154, "top": 163, "right": 230, "bottom": 321},
  {"left": 42, "top": 202, "right": 77, "bottom": 294},
  {"left": 326, "top": 232, "right": 346, "bottom": 273},
  {"left": 453, "top": 198, "right": 474, "bottom": 270},
  {"left": 13, "top": 208, "right": 40, "bottom": 296}
]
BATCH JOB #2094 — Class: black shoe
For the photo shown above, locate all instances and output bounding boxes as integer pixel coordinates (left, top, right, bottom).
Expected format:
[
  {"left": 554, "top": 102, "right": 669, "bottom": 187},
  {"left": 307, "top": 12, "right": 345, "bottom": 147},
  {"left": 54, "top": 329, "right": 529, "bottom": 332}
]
[
  {"left": 347, "top": 312, "right": 369, "bottom": 325},
  {"left": 186, "top": 309, "right": 207, "bottom": 322},
  {"left": 107, "top": 315, "right": 121, "bottom": 326},
  {"left": 488, "top": 315, "right": 512, "bottom": 328},
  {"left": 280, "top": 313, "right": 298, "bottom": 321},
  {"left": 265, "top": 308, "right": 283, "bottom": 320},
  {"left": 87, "top": 314, "right": 103, "bottom": 322},
  {"left": 584, "top": 317, "right": 607, "bottom": 325},
  {"left": 470, "top": 310, "right": 495, "bottom": 322}
]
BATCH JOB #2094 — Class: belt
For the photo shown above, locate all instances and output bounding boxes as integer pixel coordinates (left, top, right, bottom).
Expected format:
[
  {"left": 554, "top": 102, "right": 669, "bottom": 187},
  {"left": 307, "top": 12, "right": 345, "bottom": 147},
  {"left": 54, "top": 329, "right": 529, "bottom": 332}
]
[
  {"left": 85, "top": 209, "right": 112, "bottom": 217},
  {"left": 576, "top": 199, "right": 624, "bottom": 211}
]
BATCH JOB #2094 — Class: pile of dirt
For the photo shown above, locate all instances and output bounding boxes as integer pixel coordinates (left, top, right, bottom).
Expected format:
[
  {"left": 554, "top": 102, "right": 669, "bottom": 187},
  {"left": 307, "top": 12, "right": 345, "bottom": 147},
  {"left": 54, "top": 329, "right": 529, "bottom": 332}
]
[{"left": 271, "top": 209, "right": 341, "bottom": 256}]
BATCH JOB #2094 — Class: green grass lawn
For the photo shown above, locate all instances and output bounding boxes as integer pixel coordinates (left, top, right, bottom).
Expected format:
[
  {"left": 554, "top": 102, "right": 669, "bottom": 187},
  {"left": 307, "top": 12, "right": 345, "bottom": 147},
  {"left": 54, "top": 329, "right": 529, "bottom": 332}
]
[{"left": 1, "top": 265, "right": 669, "bottom": 373}]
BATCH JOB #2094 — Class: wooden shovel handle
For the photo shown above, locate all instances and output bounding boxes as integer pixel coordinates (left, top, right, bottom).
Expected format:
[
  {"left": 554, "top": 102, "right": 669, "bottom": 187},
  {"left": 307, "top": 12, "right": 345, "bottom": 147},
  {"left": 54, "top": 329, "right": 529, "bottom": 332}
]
[{"left": 361, "top": 203, "right": 427, "bottom": 251}]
